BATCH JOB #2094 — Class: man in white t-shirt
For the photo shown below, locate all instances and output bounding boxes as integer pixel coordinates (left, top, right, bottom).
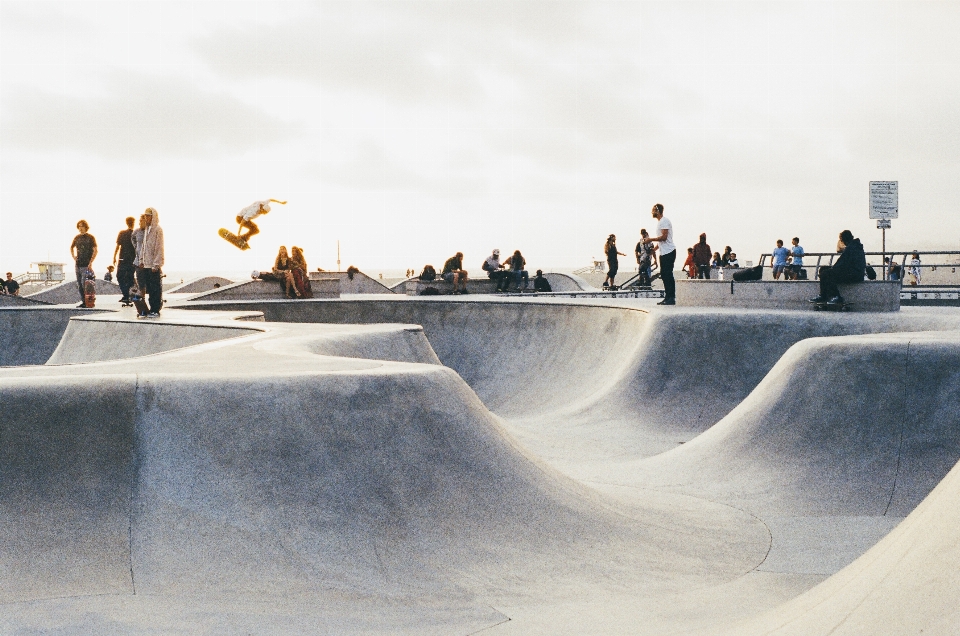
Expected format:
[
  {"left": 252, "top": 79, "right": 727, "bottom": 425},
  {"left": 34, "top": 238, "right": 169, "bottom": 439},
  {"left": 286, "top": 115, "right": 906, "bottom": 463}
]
[
  {"left": 236, "top": 198, "right": 287, "bottom": 244},
  {"left": 642, "top": 203, "right": 676, "bottom": 305}
]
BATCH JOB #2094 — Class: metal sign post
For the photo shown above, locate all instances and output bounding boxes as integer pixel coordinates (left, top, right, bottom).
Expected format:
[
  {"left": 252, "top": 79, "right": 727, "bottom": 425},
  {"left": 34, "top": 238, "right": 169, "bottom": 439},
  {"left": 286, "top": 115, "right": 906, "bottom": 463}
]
[{"left": 870, "top": 181, "right": 898, "bottom": 279}]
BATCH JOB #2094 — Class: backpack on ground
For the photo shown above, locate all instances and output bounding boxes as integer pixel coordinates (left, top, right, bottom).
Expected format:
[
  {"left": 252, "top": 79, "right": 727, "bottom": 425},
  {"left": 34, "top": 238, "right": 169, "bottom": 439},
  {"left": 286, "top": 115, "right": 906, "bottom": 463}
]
[
  {"left": 732, "top": 265, "right": 763, "bottom": 282},
  {"left": 865, "top": 265, "right": 877, "bottom": 280}
]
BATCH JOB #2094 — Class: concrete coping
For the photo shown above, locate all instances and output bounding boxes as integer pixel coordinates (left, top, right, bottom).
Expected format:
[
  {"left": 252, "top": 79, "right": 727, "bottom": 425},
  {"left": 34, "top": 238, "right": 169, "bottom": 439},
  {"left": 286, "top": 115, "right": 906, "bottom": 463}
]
[{"left": 676, "top": 279, "right": 902, "bottom": 312}]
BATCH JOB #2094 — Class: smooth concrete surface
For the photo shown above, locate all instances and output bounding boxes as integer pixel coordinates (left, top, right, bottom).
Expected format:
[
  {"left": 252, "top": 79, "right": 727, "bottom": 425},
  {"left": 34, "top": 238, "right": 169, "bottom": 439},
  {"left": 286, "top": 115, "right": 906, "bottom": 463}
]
[
  {"left": 187, "top": 277, "right": 341, "bottom": 301},
  {"left": 310, "top": 270, "right": 397, "bottom": 294},
  {"left": 0, "top": 306, "right": 107, "bottom": 366},
  {"left": 677, "top": 279, "right": 902, "bottom": 311},
  {"left": 4, "top": 299, "right": 960, "bottom": 633},
  {"left": 0, "top": 293, "right": 49, "bottom": 306},
  {"left": 165, "top": 276, "right": 234, "bottom": 294},
  {"left": 25, "top": 277, "right": 122, "bottom": 304}
]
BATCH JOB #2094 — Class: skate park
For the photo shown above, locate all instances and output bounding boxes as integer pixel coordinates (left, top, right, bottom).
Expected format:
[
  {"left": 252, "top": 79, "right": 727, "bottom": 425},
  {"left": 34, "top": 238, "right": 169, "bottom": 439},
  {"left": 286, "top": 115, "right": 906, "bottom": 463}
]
[{"left": 4, "top": 289, "right": 960, "bottom": 635}]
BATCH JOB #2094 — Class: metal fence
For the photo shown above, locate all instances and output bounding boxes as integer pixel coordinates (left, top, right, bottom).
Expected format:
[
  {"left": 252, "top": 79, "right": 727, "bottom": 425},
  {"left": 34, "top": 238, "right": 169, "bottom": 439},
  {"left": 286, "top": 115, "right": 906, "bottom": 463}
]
[{"left": 757, "top": 251, "right": 960, "bottom": 284}]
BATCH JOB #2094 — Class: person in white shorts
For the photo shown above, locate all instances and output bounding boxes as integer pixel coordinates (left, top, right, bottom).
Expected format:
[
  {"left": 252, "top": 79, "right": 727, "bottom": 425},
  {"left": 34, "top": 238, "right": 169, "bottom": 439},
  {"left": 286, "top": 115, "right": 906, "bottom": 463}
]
[{"left": 237, "top": 199, "right": 287, "bottom": 244}]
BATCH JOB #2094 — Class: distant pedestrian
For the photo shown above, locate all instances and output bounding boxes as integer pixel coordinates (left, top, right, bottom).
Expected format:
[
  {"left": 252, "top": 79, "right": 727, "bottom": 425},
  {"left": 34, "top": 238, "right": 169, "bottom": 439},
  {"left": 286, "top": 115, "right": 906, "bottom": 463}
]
[
  {"left": 711, "top": 252, "right": 722, "bottom": 268},
  {"left": 721, "top": 246, "right": 732, "bottom": 267},
  {"left": 692, "top": 233, "right": 712, "bottom": 279},
  {"left": 112, "top": 216, "right": 136, "bottom": 302},
  {"left": 139, "top": 208, "right": 164, "bottom": 318},
  {"left": 727, "top": 253, "right": 741, "bottom": 268},
  {"left": 885, "top": 257, "right": 901, "bottom": 281},
  {"left": 643, "top": 203, "right": 676, "bottom": 305},
  {"left": 635, "top": 229, "right": 657, "bottom": 287},
  {"left": 786, "top": 237, "right": 805, "bottom": 280},
  {"left": 3, "top": 272, "right": 19, "bottom": 296},
  {"left": 533, "top": 269, "right": 552, "bottom": 292},
  {"left": 104, "top": 265, "right": 114, "bottom": 282},
  {"left": 70, "top": 220, "right": 98, "bottom": 308},
  {"left": 909, "top": 252, "right": 922, "bottom": 286},
  {"left": 683, "top": 247, "right": 697, "bottom": 279},
  {"left": 603, "top": 234, "right": 625, "bottom": 289},
  {"left": 771, "top": 239, "right": 789, "bottom": 280}
]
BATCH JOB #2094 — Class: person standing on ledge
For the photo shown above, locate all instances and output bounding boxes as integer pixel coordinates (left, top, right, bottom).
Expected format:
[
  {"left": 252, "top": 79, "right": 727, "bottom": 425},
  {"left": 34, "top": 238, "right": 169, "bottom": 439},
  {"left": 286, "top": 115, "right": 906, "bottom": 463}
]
[
  {"left": 113, "top": 216, "right": 136, "bottom": 303},
  {"left": 140, "top": 208, "right": 165, "bottom": 318},
  {"left": 70, "top": 219, "right": 98, "bottom": 308},
  {"left": 810, "top": 229, "right": 866, "bottom": 305},
  {"left": 643, "top": 203, "right": 676, "bottom": 305},
  {"left": 692, "top": 233, "right": 712, "bottom": 279}
]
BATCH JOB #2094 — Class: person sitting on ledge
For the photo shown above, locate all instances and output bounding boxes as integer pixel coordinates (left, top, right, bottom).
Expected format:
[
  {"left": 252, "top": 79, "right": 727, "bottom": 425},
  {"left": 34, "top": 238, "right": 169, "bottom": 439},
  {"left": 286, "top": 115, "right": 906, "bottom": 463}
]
[
  {"left": 727, "top": 253, "right": 740, "bottom": 268},
  {"left": 810, "top": 229, "right": 866, "bottom": 305},
  {"left": 442, "top": 252, "right": 469, "bottom": 294},
  {"left": 533, "top": 269, "right": 552, "bottom": 292}
]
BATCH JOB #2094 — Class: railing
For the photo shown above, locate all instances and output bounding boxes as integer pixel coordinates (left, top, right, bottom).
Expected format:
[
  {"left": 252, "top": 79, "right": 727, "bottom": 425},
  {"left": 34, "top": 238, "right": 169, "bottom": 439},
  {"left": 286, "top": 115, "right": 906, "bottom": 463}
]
[
  {"left": 13, "top": 271, "right": 66, "bottom": 284},
  {"left": 757, "top": 251, "right": 960, "bottom": 282}
]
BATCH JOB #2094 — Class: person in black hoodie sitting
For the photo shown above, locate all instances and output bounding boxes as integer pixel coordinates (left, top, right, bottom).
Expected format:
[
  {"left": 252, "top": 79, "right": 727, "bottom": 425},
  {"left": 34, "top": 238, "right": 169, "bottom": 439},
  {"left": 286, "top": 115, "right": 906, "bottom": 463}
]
[{"left": 810, "top": 229, "right": 866, "bottom": 305}]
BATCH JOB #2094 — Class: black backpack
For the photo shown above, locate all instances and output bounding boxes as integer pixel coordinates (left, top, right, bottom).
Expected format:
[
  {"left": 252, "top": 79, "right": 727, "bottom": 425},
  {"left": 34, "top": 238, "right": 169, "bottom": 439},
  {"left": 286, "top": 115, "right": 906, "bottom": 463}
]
[
  {"left": 419, "top": 265, "right": 436, "bottom": 281},
  {"left": 865, "top": 265, "right": 877, "bottom": 280},
  {"left": 732, "top": 265, "right": 763, "bottom": 282}
]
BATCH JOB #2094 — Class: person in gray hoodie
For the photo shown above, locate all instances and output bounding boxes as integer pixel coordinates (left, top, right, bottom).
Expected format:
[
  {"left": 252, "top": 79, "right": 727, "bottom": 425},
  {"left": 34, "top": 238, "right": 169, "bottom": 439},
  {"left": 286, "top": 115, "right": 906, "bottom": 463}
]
[{"left": 140, "top": 207, "right": 165, "bottom": 318}]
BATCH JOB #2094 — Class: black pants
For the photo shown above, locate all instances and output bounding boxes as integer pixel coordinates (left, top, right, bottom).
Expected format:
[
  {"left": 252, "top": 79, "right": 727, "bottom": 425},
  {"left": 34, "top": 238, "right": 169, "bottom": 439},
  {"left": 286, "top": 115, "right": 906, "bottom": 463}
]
[
  {"left": 660, "top": 250, "right": 677, "bottom": 300},
  {"left": 142, "top": 268, "right": 163, "bottom": 314},
  {"left": 117, "top": 262, "right": 135, "bottom": 300},
  {"left": 488, "top": 270, "right": 510, "bottom": 290},
  {"left": 696, "top": 264, "right": 711, "bottom": 279},
  {"left": 819, "top": 266, "right": 862, "bottom": 299}
]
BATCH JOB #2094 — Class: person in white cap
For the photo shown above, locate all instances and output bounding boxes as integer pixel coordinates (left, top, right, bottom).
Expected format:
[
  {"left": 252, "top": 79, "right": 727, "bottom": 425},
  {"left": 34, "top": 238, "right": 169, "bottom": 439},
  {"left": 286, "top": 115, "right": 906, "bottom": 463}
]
[
  {"left": 237, "top": 199, "right": 287, "bottom": 244},
  {"left": 482, "top": 248, "right": 509, "bottom": 292}
]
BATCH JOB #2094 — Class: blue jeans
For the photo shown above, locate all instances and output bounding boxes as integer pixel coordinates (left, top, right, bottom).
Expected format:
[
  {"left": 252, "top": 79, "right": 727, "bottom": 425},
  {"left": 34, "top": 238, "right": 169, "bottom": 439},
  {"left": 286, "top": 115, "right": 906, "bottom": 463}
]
[{"left": 511, "top": 270, "right": 529, "bottom": 289}]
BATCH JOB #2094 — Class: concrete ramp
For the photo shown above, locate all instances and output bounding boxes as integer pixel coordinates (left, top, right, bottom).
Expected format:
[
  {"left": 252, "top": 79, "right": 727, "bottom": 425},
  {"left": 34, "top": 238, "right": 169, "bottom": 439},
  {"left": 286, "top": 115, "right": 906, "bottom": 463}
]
[
  {"left": 26, "top": 278, "right": 121, "bottom": 304},
  {"left": 311, "top": 270, "right": 396, "bottom": 294},
  {"left": 716, "top": 442, "right": 960, "bottom": 635},
  {"left": 0, "top": 307, "right": 107, "bottom": 366},
  {"left": 631, "top": 331, "right": 960, "bottom": 517},
  {"left": 165, "top": 276, "right": 233, "bottom": 294},
  {"left": 0, "top": 294, "right": 49, "bottom": 307}
]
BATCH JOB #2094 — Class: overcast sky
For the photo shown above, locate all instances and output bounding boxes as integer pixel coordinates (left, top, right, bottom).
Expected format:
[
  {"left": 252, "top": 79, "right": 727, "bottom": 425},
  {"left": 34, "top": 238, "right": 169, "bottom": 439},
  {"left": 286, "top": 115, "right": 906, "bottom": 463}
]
[{"left": 2, "top": 1, "right": 958, "bottom": 275}]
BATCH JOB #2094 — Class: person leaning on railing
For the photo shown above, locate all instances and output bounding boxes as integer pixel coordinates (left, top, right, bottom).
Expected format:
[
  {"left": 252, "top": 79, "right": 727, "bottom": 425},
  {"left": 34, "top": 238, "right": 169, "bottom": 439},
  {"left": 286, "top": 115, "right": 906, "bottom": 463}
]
[{"left": 809, "top": 230, "right": 866, "bottom": 305}]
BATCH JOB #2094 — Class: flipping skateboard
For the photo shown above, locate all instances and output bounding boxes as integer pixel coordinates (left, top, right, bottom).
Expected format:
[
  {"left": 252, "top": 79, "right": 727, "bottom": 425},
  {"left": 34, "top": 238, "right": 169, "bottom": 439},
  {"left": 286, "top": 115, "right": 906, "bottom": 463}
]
[
  {"left": 813, "top": 301, "right": 853, "bottom": 312},
  {"left": 218, "top": 228, "right": 250, "bottom": 250}
]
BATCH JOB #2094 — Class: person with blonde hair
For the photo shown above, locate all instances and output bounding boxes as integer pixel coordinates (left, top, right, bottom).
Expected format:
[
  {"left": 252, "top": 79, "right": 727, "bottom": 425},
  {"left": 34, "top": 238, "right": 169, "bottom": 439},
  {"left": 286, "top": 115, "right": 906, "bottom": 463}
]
[
  {"left": 290, "top": 246, "right": 312, "bottom": 298},
  {"left": 272, "top": 246, "right": 299, "bottom": 298}
]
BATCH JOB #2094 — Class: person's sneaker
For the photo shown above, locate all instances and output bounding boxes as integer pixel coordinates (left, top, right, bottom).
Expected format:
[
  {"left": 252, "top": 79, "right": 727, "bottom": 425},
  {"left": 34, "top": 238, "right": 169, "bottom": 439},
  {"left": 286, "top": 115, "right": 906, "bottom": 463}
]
[
  {"left": 136, "top": 313, "right": 147, "bottom": 319},
  {"left": 119, "top": 297, "right": 129, "bottom": 303},
  {"left": 657, "top": 298, "right": 676, "bottom": 305},
  {"left": 147, "top": 312, "right": 160, "bottom": 318},
  {"left": 77, "top": 302, "right": 86, "bottom": 308},
  {"left": 460, "top": 288, "right": 469, "bottom": 294},
  {"left": 809, "top": 296, "right": 825, "bottom": 303},
  {"left": 827, "top": 296, "right": 844, "bottom": 305}
]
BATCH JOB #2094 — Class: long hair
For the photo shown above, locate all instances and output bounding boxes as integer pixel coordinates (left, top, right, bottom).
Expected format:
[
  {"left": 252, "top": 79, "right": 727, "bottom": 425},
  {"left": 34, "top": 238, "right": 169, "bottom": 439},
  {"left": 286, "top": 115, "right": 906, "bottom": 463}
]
[
  {"left": 274, "top": 246, "right": 289, "bottom": 269},
  {"left": 291, "top": 246, "right": 307, "bottom": 271}
]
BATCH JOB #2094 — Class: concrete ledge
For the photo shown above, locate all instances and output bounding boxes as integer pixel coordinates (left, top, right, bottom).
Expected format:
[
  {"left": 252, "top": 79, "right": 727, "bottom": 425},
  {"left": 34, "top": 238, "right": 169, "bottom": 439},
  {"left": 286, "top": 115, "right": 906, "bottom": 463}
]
[
  {"left": 676, "top": 279, "right": 901, "bottom": 312},
  {"left": 405, "top": 279, "right": 501, "bottom": 295},
  {"left": 187, "top": 278, "right": 341, "bottom": 301}
]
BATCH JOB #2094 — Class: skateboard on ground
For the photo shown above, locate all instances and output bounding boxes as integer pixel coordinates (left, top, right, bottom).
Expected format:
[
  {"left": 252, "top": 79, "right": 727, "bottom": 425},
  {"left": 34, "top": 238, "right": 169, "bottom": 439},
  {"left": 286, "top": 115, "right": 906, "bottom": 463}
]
[
  {"left": 218, "top": 228, "right": 250, "bottom": 250},
  {"left": 812, "top": 301, "right": 853, "bottom": 312}
]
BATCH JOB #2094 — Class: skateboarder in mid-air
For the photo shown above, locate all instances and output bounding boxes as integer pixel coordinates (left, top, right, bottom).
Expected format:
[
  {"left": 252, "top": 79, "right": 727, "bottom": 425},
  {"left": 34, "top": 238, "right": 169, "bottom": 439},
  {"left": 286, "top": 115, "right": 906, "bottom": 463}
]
[{"left": 237, "top": 199, "right": 286, "bottom": 243}]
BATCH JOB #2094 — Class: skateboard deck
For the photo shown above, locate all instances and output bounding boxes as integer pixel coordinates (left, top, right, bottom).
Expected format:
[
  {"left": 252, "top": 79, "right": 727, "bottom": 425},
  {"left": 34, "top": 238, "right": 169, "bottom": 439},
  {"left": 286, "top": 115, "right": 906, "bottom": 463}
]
[
  {"left": 813, "top": 301, "right": 853, "bottom": 312},
  {"left": 218, "top": 228, "right": 250, "bottom": 250},
  {"left": 132, "top": 295, "right": 149, "bottom": 316},
  {"left": 83, "top": 277, "right": 96, "bottom": 308}
]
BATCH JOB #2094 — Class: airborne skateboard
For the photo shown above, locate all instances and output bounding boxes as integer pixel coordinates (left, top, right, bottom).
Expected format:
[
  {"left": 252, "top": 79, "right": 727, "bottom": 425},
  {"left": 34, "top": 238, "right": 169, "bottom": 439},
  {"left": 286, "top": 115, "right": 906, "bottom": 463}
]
[
  {"left": 218, "top": 228, "right": 250, "bottom": 250},
  {"left": 812, "top": 301, "right": 854, "bottom": 312}
]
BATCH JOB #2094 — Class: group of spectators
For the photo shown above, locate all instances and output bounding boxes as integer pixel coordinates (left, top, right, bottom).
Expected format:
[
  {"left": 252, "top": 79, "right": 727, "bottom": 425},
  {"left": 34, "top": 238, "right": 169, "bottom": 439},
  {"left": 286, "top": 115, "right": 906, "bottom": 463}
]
[
  {"left": 263, "top": 246, "right": 312, "bottom": 298},
  {"left": 417, "top": 249, "right": 552, "bottom": 294},
  {"left": 70, "top": 210, "right": 165, "bottom": 316},
  {"left": 682, "top": 236, "right": 744, "bottom": 280}
]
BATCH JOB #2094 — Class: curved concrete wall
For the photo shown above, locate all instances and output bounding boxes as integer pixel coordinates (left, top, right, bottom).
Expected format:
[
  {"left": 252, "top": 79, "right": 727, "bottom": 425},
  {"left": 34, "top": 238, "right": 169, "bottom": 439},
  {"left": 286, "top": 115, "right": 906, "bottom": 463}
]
[
  {"left": 47, "top": 318, "right": 262, "bottom": 365},
  {"left": 0, "top": 307, "right": 107, "bottom": 366},
  {"left": 26, "top": 278, "right": 121, "bottom": 304},
  {"left": 181, "top": 299, "right": 650, "bottom": 418}
]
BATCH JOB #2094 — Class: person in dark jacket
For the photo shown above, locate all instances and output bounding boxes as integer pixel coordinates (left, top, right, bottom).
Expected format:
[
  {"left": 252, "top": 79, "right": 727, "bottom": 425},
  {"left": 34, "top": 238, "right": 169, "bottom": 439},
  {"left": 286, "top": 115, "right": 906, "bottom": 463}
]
[
  {"left": 692, "top": 233, "right": 712, "bottom": 279},
  {"left": 533, "top": 269, "right": 552, "bottom": 292},
  {"left": 810, "top": 230, "right": 866, "bottom": 304}
]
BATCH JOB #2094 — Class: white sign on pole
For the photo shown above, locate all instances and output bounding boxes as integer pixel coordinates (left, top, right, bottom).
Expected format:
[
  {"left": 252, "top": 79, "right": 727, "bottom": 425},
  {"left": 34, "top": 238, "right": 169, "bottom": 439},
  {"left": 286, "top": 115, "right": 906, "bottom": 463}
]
[
  {"left": 877, "top": 219, "right": 891, "bottom": 229},
  {"left": 869, "top": 181, "right": 898, "bottom": 219}
]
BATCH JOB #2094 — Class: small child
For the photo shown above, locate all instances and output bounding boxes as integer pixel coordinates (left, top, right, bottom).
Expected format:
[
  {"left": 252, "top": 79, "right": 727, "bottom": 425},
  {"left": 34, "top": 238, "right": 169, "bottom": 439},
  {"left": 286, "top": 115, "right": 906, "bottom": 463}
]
[{"left": 104, "top": 265, "right": 114, "bottom": 282}]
